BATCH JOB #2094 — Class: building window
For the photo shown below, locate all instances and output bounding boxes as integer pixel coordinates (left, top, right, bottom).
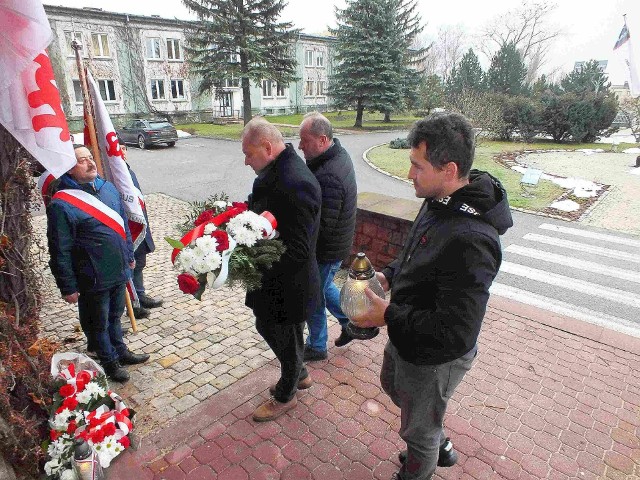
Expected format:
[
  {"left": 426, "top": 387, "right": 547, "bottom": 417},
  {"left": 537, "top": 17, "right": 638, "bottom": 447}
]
[
  {"left": 276, "top": 82, "right": 286, "bottom": 97},
  {"left": 146, "top": 38, "right": 161, "bottom": 59},
  {"left": 98, "top": 79, "right": 116, "bottom": 101},
  {"left": 65, "top": 31, "right": 83, "bottom": 56},
  {"left": 305, "top": 50, "right": 313, "bottom": 67},
  {"left": 224, "top": 78, "right": 240, "bottom": 88},
  {"left": 305, "top": 81, "right": 314, "bottom": 96},
  {"left": 91, "top": 33, "right": 110, "bottom": 57},
  {"left": 316, "top": 81, "right": 326, "bottom": 96},
  {"left": 72, "top": 80, "right": 83, "bottom": 103},
  {"left": 262, "top": 79, "right": 273, "bottom": 98},
  {"left": 150, "top": 79, "right": 165, "bottom": 99},
  {"left": 171, "top": 79, "right": 185, "bottom": 99},
  {"left": 315, "top": 52, "right": 324, "bottom": 67},
  {"left": 167, "top": 39, "right": 182, "bottom": 60}
]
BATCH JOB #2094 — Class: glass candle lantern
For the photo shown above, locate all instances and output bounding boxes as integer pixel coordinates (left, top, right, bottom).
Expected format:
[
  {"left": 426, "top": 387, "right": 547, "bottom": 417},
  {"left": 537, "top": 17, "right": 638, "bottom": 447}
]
[
  {"left": 73, "top": 438, "right": 103, "bottom": 480},
  {"left": 339, "top": 252, "right": 384, "bottom": 340}
]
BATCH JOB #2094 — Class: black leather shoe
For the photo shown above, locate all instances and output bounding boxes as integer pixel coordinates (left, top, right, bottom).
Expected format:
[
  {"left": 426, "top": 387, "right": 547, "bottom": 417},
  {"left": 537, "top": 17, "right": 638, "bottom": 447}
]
[
  {"left": 398, "top": 438, "right": 458, "bottom": 467},
  {"left": 334, "top": 328, "right": 354, "bottom": 347},
  {"left": 303, "top": 346, "right": 327, "bottom": 362},
  {"left": 103, "top": 361, "right": 130, "bottom": 383},
  {"left": 119, "top": 350, "right": 150, "bottom": 365},
  {"left": 132, "top": 307, "right": 150, "bottom": 319},
  {"left": 139, "top": 294, "right": 163, "bottom": 309}
]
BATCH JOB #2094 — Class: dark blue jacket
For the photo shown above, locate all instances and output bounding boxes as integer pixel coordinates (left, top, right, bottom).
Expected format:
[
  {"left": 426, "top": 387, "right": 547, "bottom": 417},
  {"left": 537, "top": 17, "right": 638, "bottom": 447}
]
[
  {"left": 127, "top": 165, "right": 155, "bottom": 254},
  {"left": 47, "top": 175, "right": 135, "bottom": 295}
]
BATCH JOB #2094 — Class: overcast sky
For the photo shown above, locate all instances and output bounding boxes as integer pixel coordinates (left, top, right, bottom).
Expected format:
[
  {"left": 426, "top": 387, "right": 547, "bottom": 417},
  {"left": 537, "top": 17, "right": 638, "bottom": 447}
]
[{"left": 46, "top": 0, "right": 640, "bottom": 84}]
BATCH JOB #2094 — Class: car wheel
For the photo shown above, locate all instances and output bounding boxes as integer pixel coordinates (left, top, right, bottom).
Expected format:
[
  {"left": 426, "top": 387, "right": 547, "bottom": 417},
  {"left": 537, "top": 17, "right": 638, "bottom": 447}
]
[
  {"left": 167, "top": 141, "right": 176, "bottom": 147},
  {"left": 138, "top": 135, "right": 146, "bottom": 149}
]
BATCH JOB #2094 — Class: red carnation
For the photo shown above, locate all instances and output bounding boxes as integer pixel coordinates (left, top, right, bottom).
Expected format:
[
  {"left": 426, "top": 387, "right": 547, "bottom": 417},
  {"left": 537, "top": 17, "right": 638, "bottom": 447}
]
[
  {"left": 90, "top": 428, "right": 106, "bottom": 444},
  {"left": 102, "top": 423, "right": 116, "bottom": 436},
  {"left": 50, "top": 429, "right": 60, "bottom": 441},
  {"left": 77, "top": 429, "right": 90, "bottom": 441},
  {"left": 76, "top": 371, "right": 92, "bottom": 392},
  {"left": 194, "top": 210, "right": 215, "bottom": 226},
  {"left": 66, "top": 420, "right": 77, "bottom": 434},
  {"left": 177, "top": 272, "right": 200, "bottom": 295},
  {"left": 231, "top": 202, "right": 248, "bottom": 212},
  {"left": 62, "top": 396, "right": 78, "bottom": 411},
  {"left": 118, "top": 436, "right": 130, "bottom": 448},
  {"left": 210, "top": 230, "right": 229, "bottom": 252},
  {"left": 59, "top": 384, "right": 75, "bottom": 397}
]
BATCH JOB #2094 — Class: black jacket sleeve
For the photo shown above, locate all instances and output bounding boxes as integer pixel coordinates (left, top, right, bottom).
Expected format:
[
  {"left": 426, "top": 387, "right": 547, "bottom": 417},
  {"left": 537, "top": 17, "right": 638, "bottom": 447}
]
[{"left": 47, "top": 203, "right": 78, "bottom": 295}]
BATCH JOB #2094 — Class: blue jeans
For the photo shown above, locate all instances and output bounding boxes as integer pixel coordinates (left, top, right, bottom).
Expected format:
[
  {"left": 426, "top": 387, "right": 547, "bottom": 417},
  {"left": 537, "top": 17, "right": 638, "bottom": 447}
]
[
  {"left": 305, "top": 260, "right": 349, "bottom": 351},
  {"left": 133, "top": 249, "right": 147, "bottom": 296},
  {"left": 78, "top": 284, "right": 128, "bottom": 364}
]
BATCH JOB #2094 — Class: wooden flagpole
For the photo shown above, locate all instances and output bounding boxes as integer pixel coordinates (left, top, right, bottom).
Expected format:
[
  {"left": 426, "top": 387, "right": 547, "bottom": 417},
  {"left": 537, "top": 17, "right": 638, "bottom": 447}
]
[{"left": 71, "top": 40, "right": 138, "bottom": 333}]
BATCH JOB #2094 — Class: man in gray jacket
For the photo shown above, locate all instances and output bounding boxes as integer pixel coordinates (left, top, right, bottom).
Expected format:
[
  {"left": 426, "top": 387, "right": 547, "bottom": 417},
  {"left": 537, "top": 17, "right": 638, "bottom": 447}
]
[{"left": 298, "top": 112, "right": 358, "bottom": 362}]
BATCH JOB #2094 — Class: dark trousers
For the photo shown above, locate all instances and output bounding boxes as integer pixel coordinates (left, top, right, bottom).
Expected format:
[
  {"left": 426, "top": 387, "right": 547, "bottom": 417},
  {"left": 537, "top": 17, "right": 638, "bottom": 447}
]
[
  {"left": 78, "top": 284, "right": 128, "bottom": 364},
  {"left": 381, "top": 341, "right": 476, "bottom": 480},
  {"left": 255, "top": 315, "right": 308, "bottom": 403},
  {"left": 133, "top": 248, "right": 147, "bottom": 296}
]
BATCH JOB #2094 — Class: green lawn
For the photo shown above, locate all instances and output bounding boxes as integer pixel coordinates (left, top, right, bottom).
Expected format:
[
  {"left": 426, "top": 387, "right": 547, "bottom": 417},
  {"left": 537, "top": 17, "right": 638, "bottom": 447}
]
[
  {"left": 366, "top": 140, "right": 637, "bottom": 211},
  {"left": 177, "top": 111, "right": 420, "bottom": 139}
]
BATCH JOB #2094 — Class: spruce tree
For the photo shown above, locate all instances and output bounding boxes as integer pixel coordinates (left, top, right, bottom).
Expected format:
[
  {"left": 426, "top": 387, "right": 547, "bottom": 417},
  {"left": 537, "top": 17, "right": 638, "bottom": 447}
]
[
  {"left": 486, "top": 42, "right": 527, "bottom": 95},
  {"left": 330, "top": 0, "right": 424, "bottom": 127},
  {"left": 183, "top": 0, "right": 299, "bottom": 124},
  {"left": 447, "top": 48, "right": 485, "bottom": 95},
  {"left": 561, "top": 60, "right": 611, "bottom": 96}
]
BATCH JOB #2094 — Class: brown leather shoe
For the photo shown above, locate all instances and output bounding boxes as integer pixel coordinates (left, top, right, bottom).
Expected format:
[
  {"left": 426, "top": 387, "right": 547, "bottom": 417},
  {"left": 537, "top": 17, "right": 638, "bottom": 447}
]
[
  {"left": 252, "top": 396, "right": 297, "bottom": 422},
  {"left": 268, "top": 376, "right": 313, "bottom": 395}
]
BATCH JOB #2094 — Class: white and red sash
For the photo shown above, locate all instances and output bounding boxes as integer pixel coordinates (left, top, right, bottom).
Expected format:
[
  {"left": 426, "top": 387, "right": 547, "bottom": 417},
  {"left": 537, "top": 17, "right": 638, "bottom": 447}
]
[
  {"left": 51, "top": 188, "right": 140, "bottom": 308},
  {"left": 52, "top": 189, "right": 126, "bottom": 239},
  {"left": 37, "top": 170, "right": 55, "bottom": 206}
]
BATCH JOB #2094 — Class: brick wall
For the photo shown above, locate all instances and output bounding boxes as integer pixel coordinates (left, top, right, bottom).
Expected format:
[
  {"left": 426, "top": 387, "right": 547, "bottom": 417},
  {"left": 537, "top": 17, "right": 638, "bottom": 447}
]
[{"left": 346, "top": 192, "right": 421, "bottom": 271}]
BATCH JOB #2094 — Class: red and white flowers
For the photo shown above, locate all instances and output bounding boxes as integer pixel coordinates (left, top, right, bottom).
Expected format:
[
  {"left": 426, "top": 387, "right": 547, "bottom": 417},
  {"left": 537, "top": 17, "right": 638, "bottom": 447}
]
[
  {"left": 167, "top": 196, "right": 284, "bottom": 299},
  {"left": 44, "top": 353, "right": 135, "bottom": 479}
]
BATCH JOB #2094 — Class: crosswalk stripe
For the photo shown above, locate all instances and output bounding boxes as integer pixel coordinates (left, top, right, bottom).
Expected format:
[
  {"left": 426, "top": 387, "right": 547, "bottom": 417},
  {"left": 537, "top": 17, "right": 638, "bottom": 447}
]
[
  {"left": 505, "top": 245, "right": 640, "bottom": 283},
  {"left": 539, "top": 223, "right": 640, "bottom": 248},
  {"left": 489, "top": 283, "right": 640, "bottom": 338},
  {"left": 500, "top": 262, "right": 640, "bottom": 309},
  {"left": 523, "top": 233, "right": 640, "bottom": 263}
]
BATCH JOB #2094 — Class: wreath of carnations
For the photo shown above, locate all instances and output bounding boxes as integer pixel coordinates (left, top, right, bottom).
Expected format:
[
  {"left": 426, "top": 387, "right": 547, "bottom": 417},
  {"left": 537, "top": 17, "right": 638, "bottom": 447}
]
[
  {"left": 44, "top": 354, "right": 135, "bottom": 479},
  {"left": 166, "top": 194, "right": 286, "bottom": 299}
]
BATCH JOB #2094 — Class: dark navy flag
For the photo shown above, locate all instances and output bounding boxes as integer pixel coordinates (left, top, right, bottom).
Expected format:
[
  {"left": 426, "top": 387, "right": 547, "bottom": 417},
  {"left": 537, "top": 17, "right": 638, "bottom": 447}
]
[{"left": 614, "top": 24, "right": 630, "bottom": 50}]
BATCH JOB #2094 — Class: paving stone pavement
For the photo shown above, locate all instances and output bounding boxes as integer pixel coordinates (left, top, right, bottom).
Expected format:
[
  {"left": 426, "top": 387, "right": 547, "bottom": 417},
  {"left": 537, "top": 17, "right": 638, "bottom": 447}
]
[{"left": 35, "top": 194, "right": 640, "bottom": 479}]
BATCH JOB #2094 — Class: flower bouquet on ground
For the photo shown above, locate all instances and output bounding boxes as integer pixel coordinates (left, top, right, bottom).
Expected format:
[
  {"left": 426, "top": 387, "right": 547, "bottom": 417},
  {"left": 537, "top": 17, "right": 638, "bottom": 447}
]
[
  {"left": 166, "top": 193, "right": 286, "bottom": 299},
  {"left": 44, "top": 353, "right": 135, "bottom": 479}
]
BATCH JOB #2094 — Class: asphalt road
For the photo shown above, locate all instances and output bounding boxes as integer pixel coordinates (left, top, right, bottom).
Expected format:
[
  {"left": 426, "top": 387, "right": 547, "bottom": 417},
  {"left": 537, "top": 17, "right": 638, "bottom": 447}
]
[{"left": 96, "top": 133, "right": 640, "bottom": 337}]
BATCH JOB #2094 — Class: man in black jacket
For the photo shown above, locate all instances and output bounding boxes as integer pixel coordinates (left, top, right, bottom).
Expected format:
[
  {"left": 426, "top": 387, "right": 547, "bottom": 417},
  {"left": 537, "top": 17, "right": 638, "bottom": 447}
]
[
  {"left": 242, "top": 118, "right": 322, "bottom": 422},
  {"left": 353, "top": 113, "right": 513, "bottom": 479},
  {"left": 298, "top": 113, "right": 358, "bottom": 361}
]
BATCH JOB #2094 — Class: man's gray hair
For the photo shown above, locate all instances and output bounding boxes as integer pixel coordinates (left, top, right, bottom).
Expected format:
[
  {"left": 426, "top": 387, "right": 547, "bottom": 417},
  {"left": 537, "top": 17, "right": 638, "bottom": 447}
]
[
  {"left": 302, "top": 112, "right": 333, "bottom": 140},
  {"left": 242, "top": 116, "right": 284, "bottom": 145}
]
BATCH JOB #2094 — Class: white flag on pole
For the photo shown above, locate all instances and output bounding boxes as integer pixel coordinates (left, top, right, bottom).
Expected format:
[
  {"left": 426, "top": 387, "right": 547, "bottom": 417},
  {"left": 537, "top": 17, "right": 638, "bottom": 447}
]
[
  {"left": 0, "top": 0, "right": 76, "bottom": 178},
  {"left": 85, "top": 70, "right": 148, "bottom": 249},
  {"left": 614, "top": 22, "right": 640, "bottom": 98}
]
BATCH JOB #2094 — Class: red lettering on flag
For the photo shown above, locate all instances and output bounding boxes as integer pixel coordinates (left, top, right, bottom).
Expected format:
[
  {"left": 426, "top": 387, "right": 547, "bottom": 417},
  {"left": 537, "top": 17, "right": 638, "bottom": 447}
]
[
  {"left": 106, "top": 131, "right": 124, "bottom": 158},
  {"left": 27, "top": 54, "right": 71, "bottom": 142}
]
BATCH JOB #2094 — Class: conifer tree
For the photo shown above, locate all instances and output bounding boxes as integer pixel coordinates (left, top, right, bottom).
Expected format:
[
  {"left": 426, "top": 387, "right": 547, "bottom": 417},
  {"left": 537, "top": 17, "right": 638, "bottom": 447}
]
[
  {"left": 183, "top": 0, "right": 299, "bottom": 123},
  {"left": 561, "top": 60, "right": 611, "bottom": 96},
  {"left": 330, "top": 0, "right": 424, "bottom": 127},
  {"left": 486, "top": 42, "right": 527, "bottom": 95},
  {"left": 447, "top": 48, "right": 485, "bottom": 95}
]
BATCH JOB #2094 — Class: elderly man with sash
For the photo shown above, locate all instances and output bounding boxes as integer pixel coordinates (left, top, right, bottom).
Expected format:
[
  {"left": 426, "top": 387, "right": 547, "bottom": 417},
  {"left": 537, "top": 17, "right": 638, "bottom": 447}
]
[{"left": 46, "top": 145, "right": 149, "bottom": 383}]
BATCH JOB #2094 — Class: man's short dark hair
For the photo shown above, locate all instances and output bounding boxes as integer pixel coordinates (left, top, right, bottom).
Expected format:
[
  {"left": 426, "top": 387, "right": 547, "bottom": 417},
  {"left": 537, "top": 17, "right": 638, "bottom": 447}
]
[
  {"left": 302, "top": 112, "right": 333, "bottom": 140},
  {"left": 407, "top": 112, "right": 475, "bottom": 178},
  {"left": 72, "top": 144, "right": 86, "bottom": 150}
]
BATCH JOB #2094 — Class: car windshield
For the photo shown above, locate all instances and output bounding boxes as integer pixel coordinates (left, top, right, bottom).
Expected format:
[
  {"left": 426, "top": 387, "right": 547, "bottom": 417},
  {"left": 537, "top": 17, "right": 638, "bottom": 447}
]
[{"left": 149, "top": 122, "right": 172, "bottom": 129}]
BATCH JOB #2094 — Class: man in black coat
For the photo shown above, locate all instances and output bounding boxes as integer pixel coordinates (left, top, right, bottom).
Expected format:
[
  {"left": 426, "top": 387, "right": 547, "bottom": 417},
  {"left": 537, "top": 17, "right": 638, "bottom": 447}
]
[
  {"left": 242, "top": 117, "right": 322, "bottom": 422},
  {"left": 121, "top": 144, "right": 163, "bottom": 319},
  {"left": 298, "top": 112, "right": 358, "bottom": 361},
  {"left": 353, "top": 113, "right": 513, "bottom": 479}
]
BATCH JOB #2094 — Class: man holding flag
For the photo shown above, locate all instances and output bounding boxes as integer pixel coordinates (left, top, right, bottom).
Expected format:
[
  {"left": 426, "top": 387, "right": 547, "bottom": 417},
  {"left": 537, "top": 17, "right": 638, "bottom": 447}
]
[{"left": 47, "top": 144, "right": 150, "bottom": 382}]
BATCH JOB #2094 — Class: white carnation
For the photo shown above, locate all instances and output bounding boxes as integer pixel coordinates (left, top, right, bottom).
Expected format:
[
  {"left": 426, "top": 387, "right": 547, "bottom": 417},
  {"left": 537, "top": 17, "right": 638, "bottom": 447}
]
[
  {"left": 75, "top": 381, "right": 106, "bottom": 404},
  {"left": 44, "top": 458, "right": 63, "bottom": 476},
  {"left": 227, "top": 212, "right": 263, "bottom": 246},
  {"left": 204, "top": 252, "right": 222, "bottom": 271},
  {"left": 52, "top": 409, "right": 73, "bottom": 430},
  {"left": 195, "top": 236, "right": 219, "bottom": 252},
  {"left": 203, "top": 223, "right": 217, "bottom": 235},
  {"left": 60, "top": 469, "right": 77, "bottom": 480},
  {"left": 47, "top": 437, "right": 71, "bottom": 458},
  {"left": 213, "top": 200, "right": 227, "bottom": 210},
  {"left": 192, "top": 258, "right": 210, "bottom": 275},
  {"left": 175, "top": 249, "right": 196, "bottom": 272}
]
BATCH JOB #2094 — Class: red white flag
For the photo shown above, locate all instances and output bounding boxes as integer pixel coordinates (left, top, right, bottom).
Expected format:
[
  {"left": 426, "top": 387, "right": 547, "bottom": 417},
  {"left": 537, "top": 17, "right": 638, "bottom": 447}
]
[
  {"left": 85, "top": 70, "right": 147, "bottom": 249},
  {"left": 0, "top": 0, "right": 76, "bottom": 178}
]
